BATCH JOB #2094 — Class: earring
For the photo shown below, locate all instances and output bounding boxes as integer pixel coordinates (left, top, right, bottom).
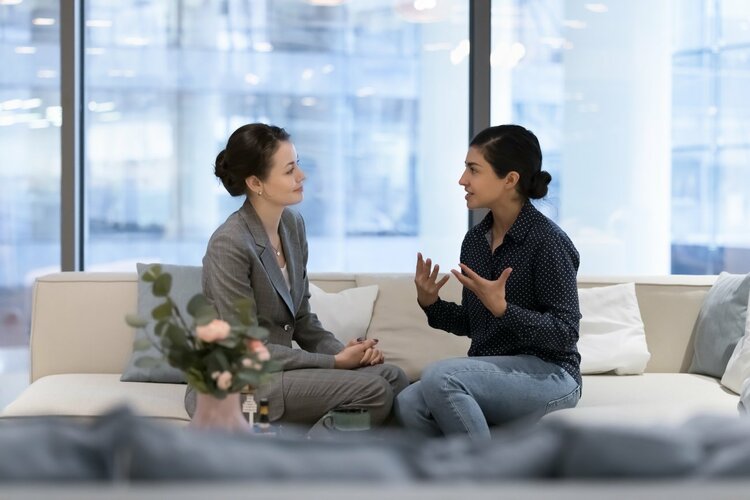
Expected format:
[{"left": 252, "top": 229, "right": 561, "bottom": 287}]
[{"left": 258, "top": 190, "right": 262, "bottom": 196}]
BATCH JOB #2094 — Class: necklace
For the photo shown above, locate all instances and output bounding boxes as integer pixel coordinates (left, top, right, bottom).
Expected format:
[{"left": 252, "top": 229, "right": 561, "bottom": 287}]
[{"left": 270, "top": 241, "right": 281, "bottom": 257}]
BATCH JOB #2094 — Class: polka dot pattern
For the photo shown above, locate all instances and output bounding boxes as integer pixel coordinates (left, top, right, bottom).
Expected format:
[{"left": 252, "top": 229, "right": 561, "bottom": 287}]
[{"left": 423, "top": 201, "right": 582, "bottom": 384}]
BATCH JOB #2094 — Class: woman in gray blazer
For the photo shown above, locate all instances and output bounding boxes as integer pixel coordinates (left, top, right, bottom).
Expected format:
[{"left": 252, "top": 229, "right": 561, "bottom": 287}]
[{"left": 185, "top": 123, "right": 408, "bottom": 429}]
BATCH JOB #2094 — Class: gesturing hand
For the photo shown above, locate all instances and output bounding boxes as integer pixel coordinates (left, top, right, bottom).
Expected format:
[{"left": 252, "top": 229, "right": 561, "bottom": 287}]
[
  {"left": 415, "top": 252, "right": 450, "bottom": 308},
  {"left": 451, "top": 263, "right": 513, "bottom": 317}
]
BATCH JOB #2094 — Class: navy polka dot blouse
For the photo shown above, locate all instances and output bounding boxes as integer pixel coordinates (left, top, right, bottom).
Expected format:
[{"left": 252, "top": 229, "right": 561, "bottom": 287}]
[{"left": 423, "top": 201, "right": 582, "bottom": 385}]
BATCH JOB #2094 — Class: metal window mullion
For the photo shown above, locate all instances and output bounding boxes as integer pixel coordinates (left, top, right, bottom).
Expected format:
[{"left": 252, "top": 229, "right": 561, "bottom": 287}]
[
  {"left": 60, "top": 0, "right": 84, "bottom": 271},
  {"left": 468, "top": 0, "right": 491, "bottom": 228}
]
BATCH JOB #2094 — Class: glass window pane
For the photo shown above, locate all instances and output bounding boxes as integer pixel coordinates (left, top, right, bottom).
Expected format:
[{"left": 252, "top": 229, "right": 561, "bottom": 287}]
[
  {"left": 491, "top": 0, "right": 750, "bottom": 275},
  {"left": 0, "top": 0, "right": 60, "bottom": 405},
  {"left": 84, "top": 0, "right": 469, "bottom": 273}
]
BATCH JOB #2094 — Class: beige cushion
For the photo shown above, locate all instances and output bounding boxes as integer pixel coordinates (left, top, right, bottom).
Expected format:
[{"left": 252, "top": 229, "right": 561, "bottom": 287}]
[
  {"left": 0, "top": 374, "right": 189, "bottom": 423},
  {"left": 545, "top": 373, "right": 739, "bottom": 425},
  {"left": 357, "top": 274, "right": 470, "bottom": 381}
]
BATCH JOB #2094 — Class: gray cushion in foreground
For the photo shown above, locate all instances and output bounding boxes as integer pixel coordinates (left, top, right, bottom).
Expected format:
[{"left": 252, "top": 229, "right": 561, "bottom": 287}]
[{"left": 3, "top": 406, "right": 750, "bottom": 481}]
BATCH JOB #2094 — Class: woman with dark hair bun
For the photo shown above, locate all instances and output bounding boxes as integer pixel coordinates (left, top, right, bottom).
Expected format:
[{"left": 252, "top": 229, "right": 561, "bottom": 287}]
[
  {"left": 186, "top": 123, "right": 408, "bottom": 430},
  {"left": 396, "top": 124, "right": 582, "bottom": 439}
]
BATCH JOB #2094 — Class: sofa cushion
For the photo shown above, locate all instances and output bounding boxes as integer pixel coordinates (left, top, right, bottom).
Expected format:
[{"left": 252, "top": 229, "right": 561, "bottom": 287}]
[
  {"left": 120, "top": 263, "right": 202, "bottom": 384},
  {"left": 578, "top": 283, "right": 650, "bottom": 375},
  {"left": 689, "top": 272, "right": 750, "bottom": 378},
  {"left": 308, "top": 283, "right": 379, "bottom": 345},
  {"left": 1, "top": 374, "right": 189, "bottom": 423},
  {"left": 545, "top": 373, "right": 740, "bottom": 425},
  {"left": 721, "top": 289, "right": 750, "bottom": 394},
  {"left": 357, "top": 274, "right": 470, "bottom": 381}
]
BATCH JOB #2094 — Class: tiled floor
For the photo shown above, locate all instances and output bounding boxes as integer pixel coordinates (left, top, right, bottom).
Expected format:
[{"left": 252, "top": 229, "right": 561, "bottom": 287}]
[{"left": 0, "top": 347, "right": 30, "bottom": 411}]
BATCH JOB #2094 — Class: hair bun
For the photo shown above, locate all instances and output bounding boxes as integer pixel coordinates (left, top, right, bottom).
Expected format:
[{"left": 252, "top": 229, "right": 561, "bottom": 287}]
[
  {"left": 214, "top": 150, "right": 228, "bottom": 180},
  {"left": 528, "top": 170, "right": 552, "bottom": 199}
]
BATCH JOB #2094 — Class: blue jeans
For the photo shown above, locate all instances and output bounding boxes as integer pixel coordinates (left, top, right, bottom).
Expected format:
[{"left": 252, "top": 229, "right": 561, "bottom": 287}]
[{"left": 394, "top": 355, "right": 580, "bottom": 439}]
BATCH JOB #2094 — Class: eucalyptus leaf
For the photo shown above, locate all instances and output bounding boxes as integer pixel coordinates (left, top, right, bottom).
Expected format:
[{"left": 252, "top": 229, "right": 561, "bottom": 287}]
[
  {"left": 248, "top": 325, "right": 270, "bottom": 341},
  {"left": 233, "top": 297, "right": 258, "bottom": 326},
  {"left": 194, "top": 308, "right": 218, "bottom": 326},
  {"left": 125, "top": 314, "right": 148, "bottom": 328},
  {"left": 152, "top": 301, "right": 173, "bottom": 320},
  {"left": 152, "top": 273, "right": 172, "bottom": 297},
  {"left": 155, "top": 320, "right": 169, "bottom": 337},
  {"left": 132, "top": 338, "right": 153, "bottom": 351},
  {"left": 142, "top": 264, "right": 162, "bottom": 282},
  {"left": 186, "top": 294, "right": 211, "bottom": 317},
  {"left": 235, "top": 371, "right": 262, "bottom": 387},
  {"left": 160, "top": 335, "right": 173, "bottom": 350},
  {"left": 165, "top": 323, "right": 188, "bottom": 348}
]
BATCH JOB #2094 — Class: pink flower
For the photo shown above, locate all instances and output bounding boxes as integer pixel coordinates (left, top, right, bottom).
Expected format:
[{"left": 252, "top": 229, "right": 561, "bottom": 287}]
[
  {"left": 216, "top": 371, "right": 232, "bottom": 391},
  {"left": 242, "top": 358, "right": 262, "bottom": 370},
  {"left": 248, "top": 339, "right": 270, "bottom": 361},
  {"left": 196, "top": 319, "right": 231, "bottom": 343}
]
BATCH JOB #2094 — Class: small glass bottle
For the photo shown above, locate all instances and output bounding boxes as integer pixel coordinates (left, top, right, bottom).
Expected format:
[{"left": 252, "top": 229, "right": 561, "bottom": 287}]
[{"left": 256, "top": 398, "right": 274, "bottom": 435}]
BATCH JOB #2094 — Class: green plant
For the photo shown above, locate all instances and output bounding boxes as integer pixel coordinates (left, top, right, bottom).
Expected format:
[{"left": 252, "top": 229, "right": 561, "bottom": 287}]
[{"left": 125, "top": 264, "right": 279, "bottom": 397}]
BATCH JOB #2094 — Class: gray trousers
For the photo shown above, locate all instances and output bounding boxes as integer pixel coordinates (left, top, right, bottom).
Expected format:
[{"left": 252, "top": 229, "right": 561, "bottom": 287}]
[{"left": 185, "top": 363, "right": 409, "bottom": 428}]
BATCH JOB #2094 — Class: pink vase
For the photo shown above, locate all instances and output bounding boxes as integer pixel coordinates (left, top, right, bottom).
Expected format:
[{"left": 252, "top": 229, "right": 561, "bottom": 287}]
[{"left": 189, "top": 392, "right": 250, "bottom": 433}]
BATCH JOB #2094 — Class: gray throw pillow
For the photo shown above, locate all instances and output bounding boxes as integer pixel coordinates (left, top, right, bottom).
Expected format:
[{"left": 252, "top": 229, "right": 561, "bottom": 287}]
[
  {"left": 689, "top": 272, "right": 750, "bottom": 378},
  {"left": 120, "top": 263, "right": 203, "bottom": 383}
]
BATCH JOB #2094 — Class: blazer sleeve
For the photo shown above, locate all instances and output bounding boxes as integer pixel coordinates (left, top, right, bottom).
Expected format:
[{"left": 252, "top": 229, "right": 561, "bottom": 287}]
[{"left": 202, "top": 228, "right": 339, "bottom": 371}]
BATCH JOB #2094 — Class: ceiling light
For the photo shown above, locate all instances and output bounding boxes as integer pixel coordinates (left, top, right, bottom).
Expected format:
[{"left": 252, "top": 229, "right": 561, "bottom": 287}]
[
  {"left": 305, "top": 0, "right": 346, "bottom": 5},
  {"left": 253, "top": 42, "right": 273, "bottom": 52},
  {"left": 355, "top": 87, "right": 376, "bottom": 97},
  {"left": 563, "top": 20, "right": 587, "bottom": 29},
  {"left": 86, "top": 19, "right": 113, "bottom": 28},
  {"left": 585, "top": 3, "right": 608, "bottom": 13},
  {"left": 120, "top": 36, "right": 150, "bottom": 46},
  {"left": 395, "top": 0, "right": 446, "bottom": 23},
  {"left": 32, "top": 17, "right": 55, "bottom": 26}
]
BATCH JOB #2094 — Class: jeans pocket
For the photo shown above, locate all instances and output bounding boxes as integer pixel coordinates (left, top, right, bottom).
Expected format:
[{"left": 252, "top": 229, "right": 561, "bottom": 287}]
[{"left": 544, "top": 385, "right": 581, "bottom": 415}]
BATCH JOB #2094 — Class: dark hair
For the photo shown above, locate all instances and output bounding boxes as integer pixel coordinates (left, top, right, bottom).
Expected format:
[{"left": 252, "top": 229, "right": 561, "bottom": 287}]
[
  {"left": 469, "top": 124, "right": 551, "bottom": 200},
  {"left": 214, "top": 123, "right": 291, "bottom": 197}
]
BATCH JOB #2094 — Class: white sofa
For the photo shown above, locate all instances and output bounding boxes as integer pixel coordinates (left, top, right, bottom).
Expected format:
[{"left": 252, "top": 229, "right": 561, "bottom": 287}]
[{"left": 0, "top": 272, "right": 740, "bottom": 426}]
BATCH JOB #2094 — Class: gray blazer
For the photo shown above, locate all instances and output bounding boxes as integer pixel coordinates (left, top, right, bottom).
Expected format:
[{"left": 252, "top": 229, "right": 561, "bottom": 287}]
[{"left": 202, "top": 199, "right": 344, "bottom": 418}]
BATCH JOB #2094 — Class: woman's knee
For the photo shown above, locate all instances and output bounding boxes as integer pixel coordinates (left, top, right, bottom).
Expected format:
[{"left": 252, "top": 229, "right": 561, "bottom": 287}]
[
  {"left": 420, "top": 358, "right": 467, "bottom": 390},
  {"left": 394, "top": 382, "right": 423, "bottom": 422},
  {"left": 359, "top": 377, "right": 394, "bottom": 424},
  {"left": 379, "top": 363, "right": 410, "bottom": 395}
]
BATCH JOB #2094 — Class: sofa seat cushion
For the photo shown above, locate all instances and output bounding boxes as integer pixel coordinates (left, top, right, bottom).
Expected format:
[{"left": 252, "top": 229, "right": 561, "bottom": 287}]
[
  {"left": 0, "top": 374, "right": 189, "bottom": 423},
  {"left": 545, "top": 373, "right": 740, "bottom": 425}
]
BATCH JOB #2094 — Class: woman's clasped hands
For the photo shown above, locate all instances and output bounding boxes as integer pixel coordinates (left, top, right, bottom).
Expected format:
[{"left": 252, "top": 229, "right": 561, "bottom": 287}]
[
  {"left": 334, "top": 337, "right": 384, "bottom": 369},
  {"left": 414, "top": 252, "right": 512, "bottom": 317}
]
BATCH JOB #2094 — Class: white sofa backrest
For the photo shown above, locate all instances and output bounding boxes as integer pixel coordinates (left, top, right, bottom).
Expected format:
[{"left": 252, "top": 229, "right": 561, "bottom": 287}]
[
  {"left": 31, "top": 273, "right": 137, "bottom": 382},
  {"left": 29, "top": 272, "right": 716, "bottom": 383}
]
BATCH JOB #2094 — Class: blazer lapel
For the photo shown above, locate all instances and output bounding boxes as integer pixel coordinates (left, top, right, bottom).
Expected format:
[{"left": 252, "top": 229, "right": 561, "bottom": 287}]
[
  {"left": 238, "top": 200, "right": 295, "bottom": 316},
  {"left": 279, "top": 216, "right": 303, "bottom": 312}
]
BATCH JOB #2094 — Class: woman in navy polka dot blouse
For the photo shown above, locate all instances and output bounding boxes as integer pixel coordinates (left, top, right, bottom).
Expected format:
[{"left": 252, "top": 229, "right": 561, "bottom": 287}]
[{"left": 395, "top": 124, "right": 582, "bottom": 439}]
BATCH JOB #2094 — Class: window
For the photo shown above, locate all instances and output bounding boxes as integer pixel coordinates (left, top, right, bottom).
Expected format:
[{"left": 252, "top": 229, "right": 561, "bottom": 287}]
[
  {"left": 491, "top": 0, "right": 750, "bottom": 275},
  {"left": 83, "top": 0, "right": 469, "bottom": 272},
  {"left": 0, "top": 0, "right": 60, "bottom": 404}
]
